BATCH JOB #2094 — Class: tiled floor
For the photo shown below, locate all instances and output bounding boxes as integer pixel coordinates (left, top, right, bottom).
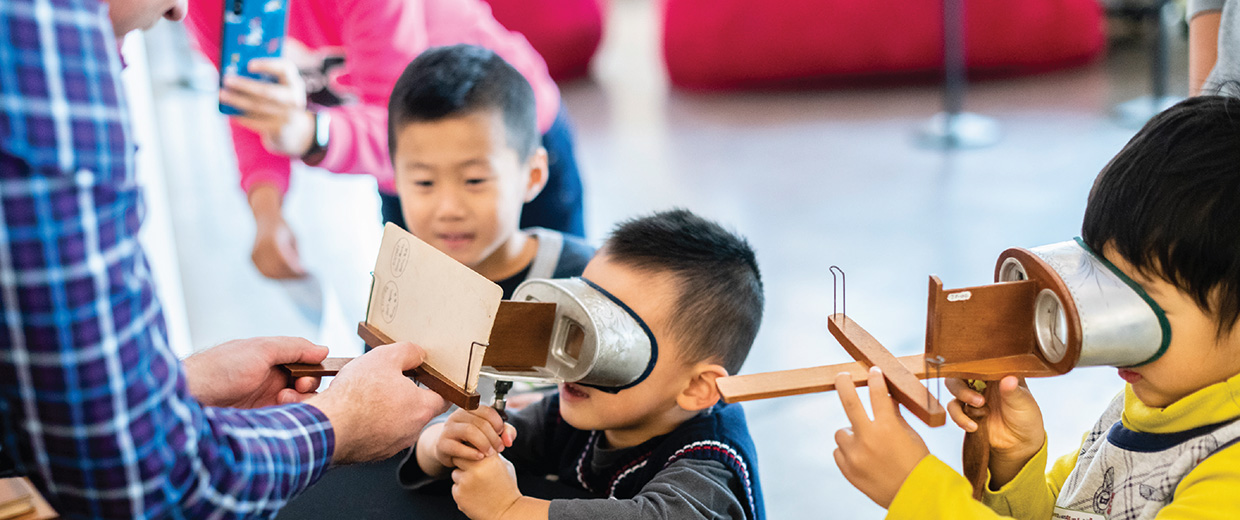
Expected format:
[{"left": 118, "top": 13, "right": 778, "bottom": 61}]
[{"left": 138, "top": 1, "right": 1188, "bottom": 517}]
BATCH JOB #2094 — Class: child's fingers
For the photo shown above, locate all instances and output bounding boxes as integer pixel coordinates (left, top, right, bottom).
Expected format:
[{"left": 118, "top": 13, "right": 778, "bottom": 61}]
[
  {"left": 866, "top": 367, "right": 896, "bottom": 419},
  {"left": 461, "top": 412, "right": 507, "bottom": 452},
  {"left": 834, "top": 372, "right": 872, "bottom": 434},
  {"left": 468, "top": 405, "right": 508, "bottom": 435},
  {"left": 946, "top": 399, "right": 979, "bottom": 432},
  {"left": 996, "top": 375, "right": 1037, "bottom": 413},
  {"left": 448, "top": 410, "right": 506, "bottom": 452},
  {"left": 438, "top": 439, "right": 486, "bottom": 462},
  {"left": 833, "top": 426, "right": 856, "bottom": 451},
  {"left": 944, "top": 378, "right": 985, "bottom": 407},
  {"left": 999, "top": 375, "right": 1025, "bottom": 394},
  {"left": 452, "top": 456, "right": 479, "bottom": 472},
  {"left": 832, "top": 447, "right": 855, "bottom": 481},
  {"left": 443, "top": 422, "right": 498, "bottom": 457},
  {"left": 502, "top": 423, "right": 517, "bottom": 448}
]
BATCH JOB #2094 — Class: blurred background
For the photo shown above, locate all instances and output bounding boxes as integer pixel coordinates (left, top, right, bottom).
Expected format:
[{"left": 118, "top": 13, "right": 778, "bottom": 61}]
[{"left": 120, "top": 0, "right": 1192, "bottom": 516}]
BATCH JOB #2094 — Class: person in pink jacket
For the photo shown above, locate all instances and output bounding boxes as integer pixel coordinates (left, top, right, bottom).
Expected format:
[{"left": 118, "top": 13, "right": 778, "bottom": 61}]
[{"left": 184, "top": 0, "right": 584, "bottom": 279}]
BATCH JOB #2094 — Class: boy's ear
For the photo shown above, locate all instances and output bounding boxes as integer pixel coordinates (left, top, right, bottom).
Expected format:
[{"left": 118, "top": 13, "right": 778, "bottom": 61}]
[
  {"left": 677, "top": 363, "right": 729, "bottom": 412},
  {"left": 523, "top": 147, "right": 549, "bottom": 203}
]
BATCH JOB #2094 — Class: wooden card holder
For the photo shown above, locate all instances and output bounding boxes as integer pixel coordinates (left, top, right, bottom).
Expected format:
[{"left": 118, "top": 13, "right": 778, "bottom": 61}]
[
  {"left": 281, "top": 300, "right": 559, "bottom": 411},
  {"left": 282, "top": 322, "right": 481, "bottom": 410}
]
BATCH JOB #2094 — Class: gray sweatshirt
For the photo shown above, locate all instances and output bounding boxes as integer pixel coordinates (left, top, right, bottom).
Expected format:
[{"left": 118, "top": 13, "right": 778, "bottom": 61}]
[{"left": 399, "top": 396, "right": 748, "bottom": 520}]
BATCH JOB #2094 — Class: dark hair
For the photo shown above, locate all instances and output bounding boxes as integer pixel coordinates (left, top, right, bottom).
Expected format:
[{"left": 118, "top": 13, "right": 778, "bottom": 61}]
[
  {"left": 387, "top": 44, "right": 538, "bottom": 160},
  {"left": 602, "top": 209, "right": 764, "bottom": 374},
  {"left": 1081, "top": 95, "right": 1240, "bottom": 335}
]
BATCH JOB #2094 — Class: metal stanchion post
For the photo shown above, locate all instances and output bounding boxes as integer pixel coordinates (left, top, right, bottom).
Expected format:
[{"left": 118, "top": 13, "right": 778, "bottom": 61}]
[
  {"left": 1113, "top": 0, "right": 1182, "bottom": 126},
  {"left": 916, "top": 0, "right": 1000, "bottom": 149}
]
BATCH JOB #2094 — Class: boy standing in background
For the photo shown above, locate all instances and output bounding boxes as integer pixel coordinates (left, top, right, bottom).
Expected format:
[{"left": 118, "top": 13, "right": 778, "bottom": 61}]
[{"left": 388, "top": 45, "right": 593, "bottom": 298}]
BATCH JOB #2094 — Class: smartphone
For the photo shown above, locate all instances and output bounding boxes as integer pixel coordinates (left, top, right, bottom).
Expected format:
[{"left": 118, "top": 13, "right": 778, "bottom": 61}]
[{"left": 219, "top": 0, "right": 289, "bottom": 115}]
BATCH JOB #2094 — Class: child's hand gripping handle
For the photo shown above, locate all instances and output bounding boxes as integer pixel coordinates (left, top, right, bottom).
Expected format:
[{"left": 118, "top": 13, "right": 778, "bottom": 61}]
[
  {"left": 949, "top": 377, "right": 1046, "bottom": 499},
  {"left": 960, "top": 380, "right": 991, "bottom": 500}
]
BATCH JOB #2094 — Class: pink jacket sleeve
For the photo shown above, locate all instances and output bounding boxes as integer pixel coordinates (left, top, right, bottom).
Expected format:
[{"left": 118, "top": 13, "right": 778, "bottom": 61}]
[{"left": 184, "top": 0, "right": 561, "bottom": 196}]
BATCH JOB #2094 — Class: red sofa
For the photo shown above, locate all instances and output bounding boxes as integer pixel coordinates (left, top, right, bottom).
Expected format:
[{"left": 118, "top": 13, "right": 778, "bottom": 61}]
[{"left": 662, "top": 0, "right": 1107, "bottom": 89}]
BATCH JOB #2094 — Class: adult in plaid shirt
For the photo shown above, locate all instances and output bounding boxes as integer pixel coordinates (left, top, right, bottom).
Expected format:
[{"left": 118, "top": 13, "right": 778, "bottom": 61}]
[{"left": 0, "top": 0, "right": 448, "bottom": 517}]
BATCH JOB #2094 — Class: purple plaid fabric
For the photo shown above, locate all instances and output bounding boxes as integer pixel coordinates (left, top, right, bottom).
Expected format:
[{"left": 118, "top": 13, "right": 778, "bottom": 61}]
[{"left": 0, "top": 0, "right": 335, "bottom": 517}]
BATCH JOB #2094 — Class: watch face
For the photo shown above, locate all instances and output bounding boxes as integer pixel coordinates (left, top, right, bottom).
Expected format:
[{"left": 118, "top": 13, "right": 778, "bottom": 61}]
[
  {"left": 302, "top": 112, "right": 330, "bottom": 162},
  {"left": 315, "top": 111, "right": 330, "bottom": 147}
]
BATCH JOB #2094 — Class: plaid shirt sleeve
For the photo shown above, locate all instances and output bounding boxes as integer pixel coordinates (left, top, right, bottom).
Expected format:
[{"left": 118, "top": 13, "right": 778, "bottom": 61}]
[{"left": 0, "top": 0, "right": 336, "bottom": 517}]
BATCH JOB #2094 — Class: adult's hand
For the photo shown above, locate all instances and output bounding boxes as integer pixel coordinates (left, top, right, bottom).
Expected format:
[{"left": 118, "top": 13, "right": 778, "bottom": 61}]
[
  {"left": 249, "top": 184, "right": 306, "bottom": 279},
  {"left": 220, "top": 57, "right": 316, "bottom": 158},
  {"left": 306, "top": 342, "right": 449, "bottom": 465},
  {"left": 184, "top": 336, "right": 328, "bottom": 409}
]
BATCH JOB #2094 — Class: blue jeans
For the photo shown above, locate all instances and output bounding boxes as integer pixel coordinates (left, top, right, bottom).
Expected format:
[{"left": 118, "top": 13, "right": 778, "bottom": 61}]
[{"left": 380, "top": 106, "right": 586, "bottom": 237}]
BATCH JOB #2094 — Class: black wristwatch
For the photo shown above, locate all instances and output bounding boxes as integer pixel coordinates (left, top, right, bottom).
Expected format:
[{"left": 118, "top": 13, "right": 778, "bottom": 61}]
[{"left": 302, "top": 110, "right": 331, "bottom": 165}]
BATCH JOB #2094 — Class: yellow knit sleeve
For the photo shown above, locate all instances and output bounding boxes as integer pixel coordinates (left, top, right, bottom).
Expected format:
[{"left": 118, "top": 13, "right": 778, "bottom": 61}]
[
  {"left": 886, "top": 456, "right": 1015, "bottom": 520},
  {"left": 981, "top": 440, "right": 1070, "bottom": 520},
  {"left": 1153, "top": 442, "right": 1240, "bottom": 518},
  {"left": 886, "top": 437, "right": 1084, "bottom": 520}
]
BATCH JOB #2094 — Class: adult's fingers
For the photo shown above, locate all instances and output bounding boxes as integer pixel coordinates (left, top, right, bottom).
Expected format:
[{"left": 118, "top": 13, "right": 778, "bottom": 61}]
[
  {"left": 246, "top": 57, "right": 295, "bottom": 85},
  {"left": 369, "top": 341, "right": 427, "bottom": 372},
  {"left": 293, "top": 375, "right": 322, "bottom": 393},
  {"left": 834, "top": 372, "right": 871, "bottom": 435},
  {"left": 264, "top": 338, "right": 329, "bottom": 366},
  {"left": 252, "top": 244, "right": 303, "bottom": 279},
  {"left": 275, "top": 232, "right": 306, "bottom": 275},
  {"left": 276, "top": 388, "right": 317, "bottom": 404},
  {"left": 223, "top": 74, "right": 297, "bottom": 106},
  {"left": 219, "top": 89, "right": 285, "bottom": 118},
  {"left": 230, "top": 114, "right": 270, "bottom": 135}
]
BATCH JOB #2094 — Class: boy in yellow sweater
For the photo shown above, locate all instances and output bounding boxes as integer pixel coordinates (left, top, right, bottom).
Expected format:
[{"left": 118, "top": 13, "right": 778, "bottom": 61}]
[{"left": 833, "top": 95, "right": 1240, "bottom": 519}]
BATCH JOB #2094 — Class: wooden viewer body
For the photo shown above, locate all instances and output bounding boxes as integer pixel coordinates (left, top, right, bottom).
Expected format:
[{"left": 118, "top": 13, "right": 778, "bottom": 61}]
[
  {"left": 715, "top": 276, "right": 1062, "bottom": 406},
  {"left": 716, "top": 249, "right": 1085, "bottom": 498}
]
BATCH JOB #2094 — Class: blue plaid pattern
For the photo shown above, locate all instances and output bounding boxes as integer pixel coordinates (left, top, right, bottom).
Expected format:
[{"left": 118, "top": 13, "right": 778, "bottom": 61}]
[{"left": 1, "top": 0, "right": 335, "bottom": 517}]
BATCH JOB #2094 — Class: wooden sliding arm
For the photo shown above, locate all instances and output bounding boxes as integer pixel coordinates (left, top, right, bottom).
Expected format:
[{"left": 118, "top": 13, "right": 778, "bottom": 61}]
[
  {"left": 281, "top": 322, "right": 481, "bottom": 410},
  {"left": 827, "top": 314, "right": 946, "bottom": 426},
  {"left": 716, "top": 314, "right": 947, "bottom": 427},
  {"left": 716, "top": 354, "right": 928, "bottom": 402}
]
